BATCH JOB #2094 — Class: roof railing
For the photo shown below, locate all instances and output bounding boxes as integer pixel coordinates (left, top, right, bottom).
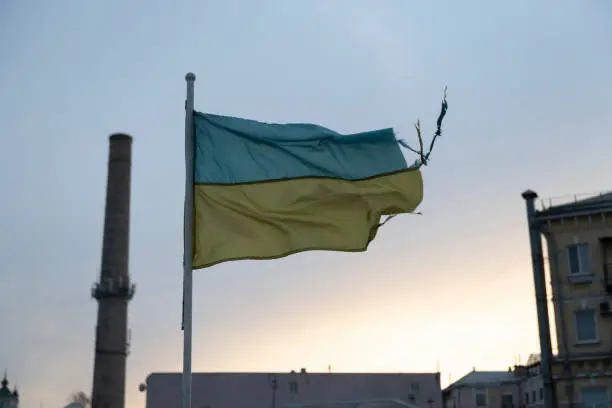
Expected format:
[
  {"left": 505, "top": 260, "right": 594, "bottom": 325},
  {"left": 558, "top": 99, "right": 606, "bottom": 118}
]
[{"left": 537, "top": 191, "right": 611, "bottom": 211}]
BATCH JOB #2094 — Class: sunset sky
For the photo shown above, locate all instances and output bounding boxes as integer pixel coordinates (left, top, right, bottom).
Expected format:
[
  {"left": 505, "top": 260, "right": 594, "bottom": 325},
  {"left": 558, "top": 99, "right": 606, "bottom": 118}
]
[{"left": 1, "top": 1, "right": 612, "bottom": 408}]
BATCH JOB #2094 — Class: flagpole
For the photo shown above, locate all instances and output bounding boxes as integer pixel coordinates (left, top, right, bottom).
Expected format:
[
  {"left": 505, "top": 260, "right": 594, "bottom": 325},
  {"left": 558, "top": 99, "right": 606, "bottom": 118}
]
[{"left": 182, "top": 72, "right": 196, "bottom": 408}]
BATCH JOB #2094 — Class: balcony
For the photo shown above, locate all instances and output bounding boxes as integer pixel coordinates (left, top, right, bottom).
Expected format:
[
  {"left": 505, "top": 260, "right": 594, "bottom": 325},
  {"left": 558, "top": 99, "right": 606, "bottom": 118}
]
[{"left": 92, "top": 276, "right": 135, "bottom": 300}]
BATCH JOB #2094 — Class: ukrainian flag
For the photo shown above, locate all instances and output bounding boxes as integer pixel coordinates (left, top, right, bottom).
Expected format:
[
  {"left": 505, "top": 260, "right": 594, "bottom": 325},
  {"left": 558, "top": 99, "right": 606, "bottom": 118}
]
[{"left": 191, "top": 113, "right": 424, "bottom": 269}]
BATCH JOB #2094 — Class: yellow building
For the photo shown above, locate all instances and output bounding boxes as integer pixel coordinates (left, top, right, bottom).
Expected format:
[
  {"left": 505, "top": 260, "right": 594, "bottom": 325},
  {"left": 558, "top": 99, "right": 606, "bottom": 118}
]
[{"left": 523, "top": 190, "right": 612, "bottom": 408}]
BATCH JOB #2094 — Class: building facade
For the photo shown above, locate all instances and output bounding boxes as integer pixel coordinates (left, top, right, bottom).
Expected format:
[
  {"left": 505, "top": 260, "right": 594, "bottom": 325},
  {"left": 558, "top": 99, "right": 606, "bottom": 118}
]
[
  {"left": 0, "top": 373, "right": 18, "bottom": 408},
  {"left": 521, "top": 362, "right": 544, "bottom": 408},
  {"left": 144, "top": 371, "right": 443, "bottom": 408},
  {"left": 524, "top": 191, "right": 612, "bottom": 408}
]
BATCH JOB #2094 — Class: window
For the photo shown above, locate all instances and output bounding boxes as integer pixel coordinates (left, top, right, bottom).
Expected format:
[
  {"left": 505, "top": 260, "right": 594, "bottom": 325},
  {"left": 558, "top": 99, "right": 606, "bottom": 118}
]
[
  {"left": 575, "top": 310, "right": 598, "bottom": 342},
  {"left": 525, "top": 392, "right": 529, "bottom": 404},
  {"left": 581, "top": 387, "right": 607, "bottom": 408},
  {"left": 475, "top": 391, "right": 487, "bottom": 407},
  {"left": 539, "top": 388, "right": 543, "bottom": 400},
  {"left": 531, "top": 391, "right": 536, "bottom": 403},
  {"left": 289, "top": 381, "right": 298, "bottom": 393},
  {"left": 568, "top": 244, "right": 591, "bottom": 275},
  {"left": 502, "top": 394, "right": 513, "bottom": 408}
]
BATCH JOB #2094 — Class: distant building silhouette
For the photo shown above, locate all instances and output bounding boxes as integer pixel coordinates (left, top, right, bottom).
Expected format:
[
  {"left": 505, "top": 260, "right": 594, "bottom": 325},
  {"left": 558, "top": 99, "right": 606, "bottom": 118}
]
[{"left": 0, "top": 372, "right": 19, "bottom": 408}]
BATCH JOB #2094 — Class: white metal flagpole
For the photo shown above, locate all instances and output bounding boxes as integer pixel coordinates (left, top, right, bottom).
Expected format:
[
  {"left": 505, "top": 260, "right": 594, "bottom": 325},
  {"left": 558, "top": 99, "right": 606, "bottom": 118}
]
[{"left": 182, "top": 72, "right": 196, "bottom": 408}]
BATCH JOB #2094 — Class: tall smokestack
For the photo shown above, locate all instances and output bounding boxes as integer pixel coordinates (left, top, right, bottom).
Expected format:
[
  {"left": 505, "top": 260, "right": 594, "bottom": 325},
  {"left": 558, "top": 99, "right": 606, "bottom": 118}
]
[{"left": 91, "top": 134, "right": 135, "bottom": 408}]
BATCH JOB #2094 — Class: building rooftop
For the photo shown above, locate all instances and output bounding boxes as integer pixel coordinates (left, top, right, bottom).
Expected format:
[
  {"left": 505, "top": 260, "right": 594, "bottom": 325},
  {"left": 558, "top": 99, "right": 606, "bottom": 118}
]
[
  {"left": 536, "top": 191, "right": 612, "bottom": 217},
  {"left": 444, "top": 370, "right": 520, "bottom": 391}
]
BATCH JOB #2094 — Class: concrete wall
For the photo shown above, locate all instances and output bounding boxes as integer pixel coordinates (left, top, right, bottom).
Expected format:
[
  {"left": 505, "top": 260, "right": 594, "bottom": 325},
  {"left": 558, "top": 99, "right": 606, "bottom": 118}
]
[{"left": 145, "top": 372, "right": 443, "bottom": 408}]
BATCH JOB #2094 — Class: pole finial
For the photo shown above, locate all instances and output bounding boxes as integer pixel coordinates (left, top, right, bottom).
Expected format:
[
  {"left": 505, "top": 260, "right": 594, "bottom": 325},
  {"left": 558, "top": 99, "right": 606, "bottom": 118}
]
[{"left": 185, "top": 72, "right": 196, "bottom": 82}]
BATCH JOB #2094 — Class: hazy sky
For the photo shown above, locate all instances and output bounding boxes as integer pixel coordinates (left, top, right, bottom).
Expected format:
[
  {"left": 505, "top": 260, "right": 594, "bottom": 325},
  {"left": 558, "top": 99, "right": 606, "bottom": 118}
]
[{"left": 1, "top": 1, "right": 611, "bottom": 408}]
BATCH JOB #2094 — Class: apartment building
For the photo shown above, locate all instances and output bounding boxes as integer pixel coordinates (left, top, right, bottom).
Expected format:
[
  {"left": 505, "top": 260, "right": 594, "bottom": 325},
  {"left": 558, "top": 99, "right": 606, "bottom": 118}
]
[
  {"left": 443, "top": 358, "right": 543, "bottom": 408},
  {"left": 443, "top": 369, "right": 522, "bottom": 408},
  {"left": 523, "top": 190, "right": 612, "bottom": 408}
]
